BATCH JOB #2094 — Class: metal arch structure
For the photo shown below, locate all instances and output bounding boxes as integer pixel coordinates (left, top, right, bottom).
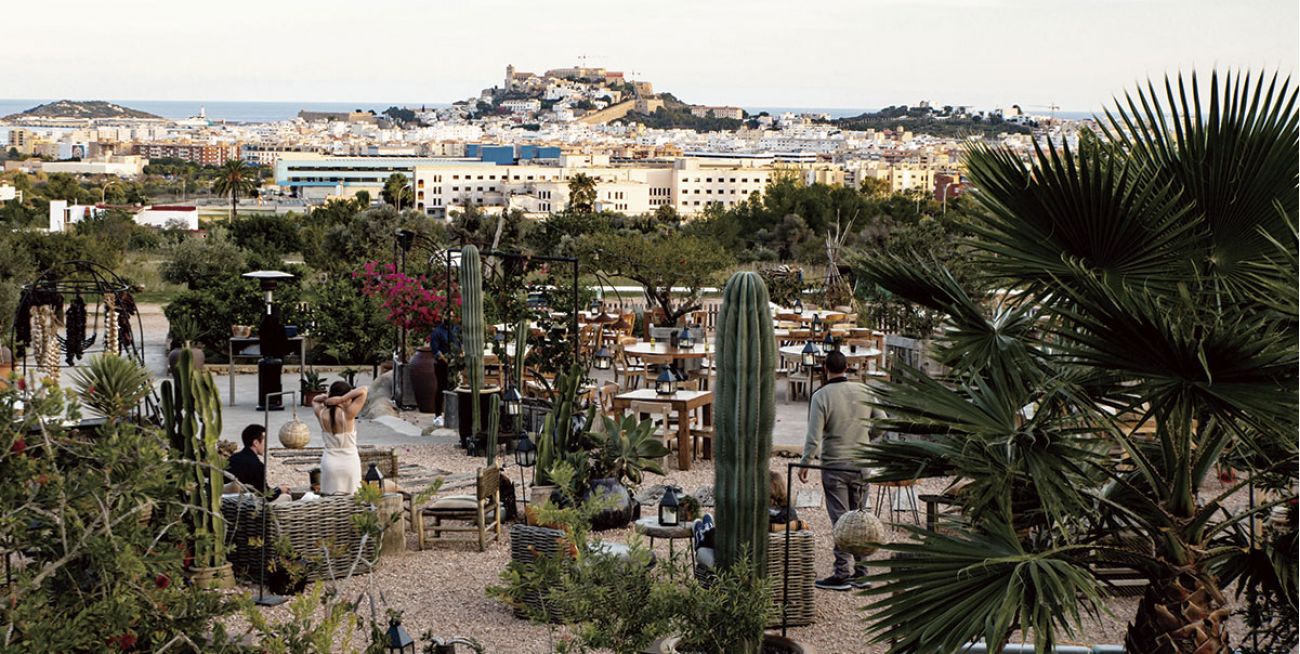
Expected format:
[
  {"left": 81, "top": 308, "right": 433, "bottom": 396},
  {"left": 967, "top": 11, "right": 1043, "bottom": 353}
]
[{"left": 11, "top": 259, "right": 148, "bottom": 375}]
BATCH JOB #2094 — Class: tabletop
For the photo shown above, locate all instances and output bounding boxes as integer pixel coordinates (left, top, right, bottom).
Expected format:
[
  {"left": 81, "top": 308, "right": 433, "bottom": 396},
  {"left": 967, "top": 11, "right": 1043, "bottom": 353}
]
[
  {"left": 778, "top": 344, "right": 881, "bottom": 359},
  {"left": 613, "top": 388, "right": 713, "bottom": 407},
  {"left": 633, "top": 516, "right": 696, "bottom": 539},
  {"left": 623, "top": 341, "right": 712, "bottom": 359}
]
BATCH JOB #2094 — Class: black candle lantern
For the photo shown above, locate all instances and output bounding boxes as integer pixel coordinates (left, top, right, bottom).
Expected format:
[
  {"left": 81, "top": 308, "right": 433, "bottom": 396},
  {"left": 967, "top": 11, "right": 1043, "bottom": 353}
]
[
  {"left": 792, "top": 296, "right": 803, "bottom": 314},
  {"left": 514, "top": 431, "right": 537, "bottom": 468},
  {"left": 659, "top": 486, "right": 680, "bottom": 526},
  {"left": 801, "top": 341, "right": 817, "bottom": 368},
  {"left": 384, "top": 613, "right": 416, "bottom": 654},
  {"left": 503, "top": 384, "right": 522, "bottom": 416},
  {"left": 654, "top": 366, "right": 677, "bottom": 395},
  {"left": 677, "top": 324, "right": 695, "bottom": 349},
  {"left": 364, "top": 462, "right": 385, "bottom": 494},
  {"left": 811, "top": 315, "right": 822, "bottom": 338},
  {"left": 822, "top": 331, "right": 836, "bottom": 353},
  {"left": 592, "top": 344, "right": 612, "bottom": 370}
]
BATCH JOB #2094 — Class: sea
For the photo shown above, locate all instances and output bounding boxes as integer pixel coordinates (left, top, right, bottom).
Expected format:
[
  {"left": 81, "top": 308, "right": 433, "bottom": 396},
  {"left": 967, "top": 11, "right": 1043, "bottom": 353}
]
[{"left": 0, "top": 98, "right": 1098, "bottom": 125}]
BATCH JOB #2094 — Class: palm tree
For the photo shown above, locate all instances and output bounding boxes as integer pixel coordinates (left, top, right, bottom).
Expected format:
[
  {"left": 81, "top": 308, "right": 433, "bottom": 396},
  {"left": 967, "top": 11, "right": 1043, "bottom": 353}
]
[
  {"left": 212, "top": 159, "right": 259, "bottom": 220},
  {"left": 381, "top": 173, "right": 412, "bottom": 211},
  {"left": 567, "top": 173, "right": 597, "bottom": 214},
  {"left": 856, "top": 71, "right": 1297, "bottom": 654}
]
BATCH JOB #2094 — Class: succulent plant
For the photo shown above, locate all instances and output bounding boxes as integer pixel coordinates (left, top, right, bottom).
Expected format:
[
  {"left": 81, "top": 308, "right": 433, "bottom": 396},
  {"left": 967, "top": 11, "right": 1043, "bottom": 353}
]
[{"left": 159, "top": 348, "right": 227, "bottom": 571}]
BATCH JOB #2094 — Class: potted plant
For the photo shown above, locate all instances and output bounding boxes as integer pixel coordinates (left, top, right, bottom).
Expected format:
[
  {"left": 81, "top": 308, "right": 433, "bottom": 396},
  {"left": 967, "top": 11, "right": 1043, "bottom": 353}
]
[
  {"left": 301, "top": 369, "right": 328, "bottom": 406},
  {"left": 584, "top": 413, "right": 670, "bottom": 529},
  {"left": 530, "top": 364, "right": 597, "bottom": 515},
  {"left": 355, "top": 259, "right": 446, "bottom": 412},
  {"left": 166, "top": 315, "right": 205, "bottom": 375}
]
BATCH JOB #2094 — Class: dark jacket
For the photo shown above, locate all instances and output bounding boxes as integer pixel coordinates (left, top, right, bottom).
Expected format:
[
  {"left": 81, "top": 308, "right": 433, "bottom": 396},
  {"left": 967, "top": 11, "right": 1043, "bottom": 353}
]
[
  {"left": 227, "top": 447, "right": 266, "bottom": 492},
  {"left": 429, "top": 323, "right": 460, "bottom": 359}
]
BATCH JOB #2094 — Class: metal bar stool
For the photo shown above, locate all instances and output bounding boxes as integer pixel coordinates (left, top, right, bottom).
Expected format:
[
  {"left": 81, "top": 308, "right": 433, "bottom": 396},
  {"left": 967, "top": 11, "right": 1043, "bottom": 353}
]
[{"left": 874, "top": 479, "right": 920, "bottom": 529}]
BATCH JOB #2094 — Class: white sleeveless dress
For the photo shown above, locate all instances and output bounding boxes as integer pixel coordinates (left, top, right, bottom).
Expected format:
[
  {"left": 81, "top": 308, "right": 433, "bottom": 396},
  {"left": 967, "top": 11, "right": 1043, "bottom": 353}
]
[{"left": 320, "top": 430, "right": 362, "bottom": 494}]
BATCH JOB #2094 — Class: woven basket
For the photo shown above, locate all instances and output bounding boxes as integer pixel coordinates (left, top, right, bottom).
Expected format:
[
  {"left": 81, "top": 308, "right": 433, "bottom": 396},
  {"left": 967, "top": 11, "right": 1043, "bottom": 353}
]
[
  {"left": 222, "top": 495, "right": 380, "bottom": 583},
  {"left": 278, "top": 420, "right": 312, "bottom": 449},
  {"left": 832, "top": 509, "right": 887, "bottom": 557},
  {"left": 508, "top": 523, "right": 574, "bottom": 622}
]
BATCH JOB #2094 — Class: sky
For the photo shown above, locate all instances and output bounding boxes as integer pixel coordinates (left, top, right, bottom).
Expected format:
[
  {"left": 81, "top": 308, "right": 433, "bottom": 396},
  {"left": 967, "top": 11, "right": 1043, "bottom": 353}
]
[{"left": 4, "top": 0, "right": 1296, "bottom": 111}]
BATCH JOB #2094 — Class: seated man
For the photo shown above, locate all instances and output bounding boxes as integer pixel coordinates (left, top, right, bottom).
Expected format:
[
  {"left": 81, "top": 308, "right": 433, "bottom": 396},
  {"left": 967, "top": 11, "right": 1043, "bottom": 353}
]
[{"left": 226, "top": 424, "right": 291, "bottom": 499}]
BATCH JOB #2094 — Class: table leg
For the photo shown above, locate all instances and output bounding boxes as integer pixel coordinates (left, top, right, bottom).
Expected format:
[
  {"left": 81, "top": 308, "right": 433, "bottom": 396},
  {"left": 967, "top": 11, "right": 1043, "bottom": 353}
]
[
  {"left": 702, "top": 403, "right": 713, "bottom": 460},
  {"left": 676, "top": 406, "right": 691, "bottom": 471},
  {"left": 228, "top": 340, "right": 235, "bottom": 406}
]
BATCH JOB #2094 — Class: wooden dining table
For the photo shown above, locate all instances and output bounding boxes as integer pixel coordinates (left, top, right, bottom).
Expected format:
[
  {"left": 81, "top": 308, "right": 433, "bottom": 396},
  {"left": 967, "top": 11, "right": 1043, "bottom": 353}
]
[
  {"left": 611, "top": 389, "right": 714, "bottom": 471},
  {"left": 622, "top": 341, "right": 712, "bottom": 359}
]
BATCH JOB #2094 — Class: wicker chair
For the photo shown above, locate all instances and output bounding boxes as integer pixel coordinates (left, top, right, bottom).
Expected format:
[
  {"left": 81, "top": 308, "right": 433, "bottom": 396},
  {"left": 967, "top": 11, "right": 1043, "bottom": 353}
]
[
  {"left": 222, "top": 494, "right": 380, "bottom": 583},
  {"left": 694, "top": 530, "right": 816, "bottom": 628},
  {"left": 415, "top": 465, "right": 501, "bottom": 551},
  {"left": 508, "top": 523, "right": 573, "bottom": 621}
]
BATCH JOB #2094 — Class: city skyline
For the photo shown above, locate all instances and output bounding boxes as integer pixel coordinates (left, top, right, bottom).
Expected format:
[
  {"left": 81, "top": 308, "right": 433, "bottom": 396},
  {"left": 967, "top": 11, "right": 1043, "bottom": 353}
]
[{"left": 5, "top": 0, "right": 1296, "bottom": 111}]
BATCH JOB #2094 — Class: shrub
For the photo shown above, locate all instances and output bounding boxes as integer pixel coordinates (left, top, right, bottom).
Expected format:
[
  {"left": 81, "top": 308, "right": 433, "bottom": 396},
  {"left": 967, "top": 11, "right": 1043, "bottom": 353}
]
[{"left": 161, "top": 229, "right": 248, "bottom": 291}]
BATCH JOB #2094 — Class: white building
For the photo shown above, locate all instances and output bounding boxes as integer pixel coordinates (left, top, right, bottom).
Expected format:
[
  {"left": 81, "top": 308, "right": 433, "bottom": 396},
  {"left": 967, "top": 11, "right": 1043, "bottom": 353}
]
[
  {"left": 47, "top": 201, "right": 198, "bottom": 232},
  {"left": 40, "top": 155, "right": 147, "bottom": 177},
  {"left": 0, "top": 183, "right": 19, "bottom": 203}
]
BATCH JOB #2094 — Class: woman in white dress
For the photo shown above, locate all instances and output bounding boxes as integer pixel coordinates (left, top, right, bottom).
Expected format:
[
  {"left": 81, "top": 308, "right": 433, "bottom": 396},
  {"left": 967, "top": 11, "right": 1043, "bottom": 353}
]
[{"left": 312, "top": 381, "right": 367, "bottom": 494}]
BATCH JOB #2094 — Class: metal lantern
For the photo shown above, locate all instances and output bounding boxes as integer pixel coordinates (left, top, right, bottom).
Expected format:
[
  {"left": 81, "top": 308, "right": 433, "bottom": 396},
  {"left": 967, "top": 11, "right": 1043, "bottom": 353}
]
[
  {"left": 364, "top": 462, "right": 385, "bottom": 494},
  {"left": 593, "top": 345, "right": 613, "bottom": 370},
  {"left": 654, "top": 366, "right": 677, "bottom": 395},
  {"left": 810, "top": 315, "right": 821, "bottom": 338},
  {"left": 792, "top": 296, "right": 804, "bottom": 314},
  {"left": 659, "top": 486, "right": 680, "bottom": 526},
  {"left": 678, "top": 324, "right": 695, "bottom": 349},
  {"left": 384, "top": 614, "right": 416, "bottom": 654},
  {"left": 503, "top": 384, "right": 522, "bottom": 416},
  {"left": 514, "top": 431, "right": 537, "bottom": 468},
  {"left": 823, "top": 331, "right": 836, "bottom": 353},
  {"left": 801, "top": 341, "right": 818, "bottom": 368}
]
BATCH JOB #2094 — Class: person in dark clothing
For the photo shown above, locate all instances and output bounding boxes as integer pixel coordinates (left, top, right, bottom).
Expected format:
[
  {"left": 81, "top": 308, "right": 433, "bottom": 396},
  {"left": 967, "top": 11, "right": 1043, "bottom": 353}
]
[
  {"left": 429, "top": 321, "right": 460, "bottom": 422},
  {"left": 226, "top": 424, "right": 290, "bottom": 498}
]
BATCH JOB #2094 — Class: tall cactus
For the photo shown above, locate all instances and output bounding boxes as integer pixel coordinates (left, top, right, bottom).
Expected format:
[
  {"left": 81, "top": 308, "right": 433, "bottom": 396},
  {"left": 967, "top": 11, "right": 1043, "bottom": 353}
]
[
  {"left": 714, "top": 271, "right": 776, "bottom": 578},
  {"left": 460, "top": 245, "right": 486, "bottom": 457},
  {"left": 160, "top": 348, "right": 227, "bottom": 571}
]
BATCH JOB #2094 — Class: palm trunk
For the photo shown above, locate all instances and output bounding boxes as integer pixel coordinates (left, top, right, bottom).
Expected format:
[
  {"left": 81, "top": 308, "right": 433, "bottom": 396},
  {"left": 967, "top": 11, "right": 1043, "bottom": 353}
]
[
  {"left": 1125, "top": 563, "right": 1231, "bottom": 653},
  {"left": 230, "top": 191, "right": 237, "bottom": 220}
]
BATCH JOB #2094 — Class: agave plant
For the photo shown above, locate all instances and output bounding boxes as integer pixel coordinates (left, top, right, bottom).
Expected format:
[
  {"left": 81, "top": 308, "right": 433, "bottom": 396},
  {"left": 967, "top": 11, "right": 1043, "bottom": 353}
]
[
  {"left": 589, "top": 413, "right": 670, "bottom": 486},
  {"left": 856, "top": 71, "right": 1298, "bottom": 654},
  {"left": 71, "top": 354, "right": 152, "bottom": 420}
]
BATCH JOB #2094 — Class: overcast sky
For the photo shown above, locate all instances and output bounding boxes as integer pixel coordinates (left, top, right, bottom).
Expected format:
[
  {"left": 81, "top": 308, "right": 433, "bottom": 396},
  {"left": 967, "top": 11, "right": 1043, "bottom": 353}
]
[{"left": 5, "top": 0, "right": 1296, "bottom": 111}]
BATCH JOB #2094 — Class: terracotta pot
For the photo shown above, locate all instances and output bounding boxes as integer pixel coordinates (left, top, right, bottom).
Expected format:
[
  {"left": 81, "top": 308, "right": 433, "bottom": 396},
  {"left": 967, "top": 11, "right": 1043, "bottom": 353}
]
[
  {"left": 186, "top": 562, "right": 235, "bottom": 590},
  {"left": 167, "top": 344, "right": 205, "bottom": 376},
  {"left": 302, "top": 389, "right": 325, "bottom": 407},
  {"left": 407, "top": 346, "right": 441, "bottom": 413}
]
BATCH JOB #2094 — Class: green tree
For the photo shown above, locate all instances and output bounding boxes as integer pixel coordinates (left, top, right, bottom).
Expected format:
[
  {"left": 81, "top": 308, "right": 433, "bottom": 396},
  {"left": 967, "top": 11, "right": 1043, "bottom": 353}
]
[
  {"left": 568, "top": 173, "right": 597, "bottom": 214},
  {"left": 211, "top": 159, "right": 259, "bottom": 220},
  {"left": 580, "top": 230, "right": 732, "bottom": 326},
  {"left": 161, "top": 229, "right": 248, "bottom": 290},
  {"left": 857, "top": 72, "right": 1297, "bottom": 654},
  {"left": 380, "top": 173, "right": 412, "bottom": 210},
  {"left": 44, "top": 173, "right": 88, "bottom": 202}
]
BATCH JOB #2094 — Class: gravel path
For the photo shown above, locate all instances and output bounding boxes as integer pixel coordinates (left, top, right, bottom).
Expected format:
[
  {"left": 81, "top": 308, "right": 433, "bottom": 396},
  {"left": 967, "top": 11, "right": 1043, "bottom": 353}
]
[{"left": 232, "top": 434, "right": 1262, "bottom": 653}]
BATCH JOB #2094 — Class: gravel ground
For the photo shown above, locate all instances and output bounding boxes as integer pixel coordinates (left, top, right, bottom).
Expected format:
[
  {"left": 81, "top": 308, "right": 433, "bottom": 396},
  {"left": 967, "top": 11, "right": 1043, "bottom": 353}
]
[{"left": 230, "top": 434, "right": 1262, "bottom": 653}]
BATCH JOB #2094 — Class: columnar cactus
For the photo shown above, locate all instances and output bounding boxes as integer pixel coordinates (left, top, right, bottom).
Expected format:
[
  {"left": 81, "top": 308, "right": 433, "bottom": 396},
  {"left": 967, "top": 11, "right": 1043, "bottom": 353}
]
[
  {"left": 714, "top": 271, "right": 776, "bottom": 575},
  {"left": 460, "top": 246, "right": 487, "bottom": 459},
  {"left": 160, "top": 348, "right": 226, "bottom": 570}
]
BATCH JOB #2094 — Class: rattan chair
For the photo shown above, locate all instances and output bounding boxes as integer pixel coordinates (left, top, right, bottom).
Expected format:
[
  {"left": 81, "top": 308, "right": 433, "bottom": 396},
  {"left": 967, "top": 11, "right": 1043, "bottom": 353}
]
[
  {"left": 415, "top": 465, "right": 501, "bottom": 551},
  {"left": 695, "top": 530, "right": 816, "bottom": 628},
  {"left": 222, "top": 494, "right": 380, "bottom": 583}
]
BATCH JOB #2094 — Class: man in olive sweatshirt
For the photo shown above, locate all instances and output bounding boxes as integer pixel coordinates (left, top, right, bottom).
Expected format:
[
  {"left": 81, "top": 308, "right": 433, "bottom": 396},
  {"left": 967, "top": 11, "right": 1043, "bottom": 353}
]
[{"left": 797, "top": 350, "right": 886, "bottom": 590}]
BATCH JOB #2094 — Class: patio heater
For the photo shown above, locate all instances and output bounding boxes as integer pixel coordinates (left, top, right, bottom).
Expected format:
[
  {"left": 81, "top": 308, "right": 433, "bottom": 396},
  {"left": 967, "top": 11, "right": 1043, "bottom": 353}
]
[
  {"left": 243, "top": 270, "right": 295, "bottom": 411},
  {"left": 255, "top": 389, "right": 296, "bottom": 607},
  {"left": 391, "top": 230, "right": 417, "bottom": 411}
]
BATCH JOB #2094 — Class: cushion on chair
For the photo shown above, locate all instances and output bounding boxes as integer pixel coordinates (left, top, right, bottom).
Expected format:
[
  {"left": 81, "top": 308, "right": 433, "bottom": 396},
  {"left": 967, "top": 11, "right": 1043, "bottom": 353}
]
[{"left": 426, "top": 495, "right": 479, "bottom": 511}]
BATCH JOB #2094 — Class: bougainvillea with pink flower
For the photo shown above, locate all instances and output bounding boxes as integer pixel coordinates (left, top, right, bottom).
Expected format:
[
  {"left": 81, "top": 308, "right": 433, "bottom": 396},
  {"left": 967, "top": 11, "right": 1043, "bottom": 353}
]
[{"left": 354, "top": 261, "right": 451, "bottom": 342}]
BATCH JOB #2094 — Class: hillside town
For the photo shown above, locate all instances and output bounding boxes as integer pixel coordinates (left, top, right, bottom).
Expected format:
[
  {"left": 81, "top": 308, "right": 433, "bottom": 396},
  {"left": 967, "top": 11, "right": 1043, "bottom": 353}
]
[{"left": 1, "top": 64, "right": 1083, "bottom": 224}]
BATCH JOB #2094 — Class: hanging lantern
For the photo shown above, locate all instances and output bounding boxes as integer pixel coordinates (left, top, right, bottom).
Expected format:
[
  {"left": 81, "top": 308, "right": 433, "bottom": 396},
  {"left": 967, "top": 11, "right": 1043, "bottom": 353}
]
[
  {"left": 801, "top": 341, "right": 817, "bottom": 368},
  {"left": 592, "top": 345, "right": 613, "bottom": 370},
  {"left": 278, "top": 419, "right": 311, "bottom": 449},
  {"left": 364, "top": 462, "right": 385, "bottom": 494},
  {"left": 659, "top": 486, "right": 680, "bottom": 526},
  {"left": 832, "top": 509, "right": 888, "bottom": 557},
  {"left": 677, "top": 324, "right": 695, "bottom": 349},
  {"left": 503, "top": 384, "right": 522, "bottom": 416},
  {"left": 654, "top": 366, "right": 677, "bottom": 395},
  {"left": 384, "top": 613, "right": 416, "bottom": 654},
  {"left": 514, "top": 431, "right": 537, "bottom": 468}
]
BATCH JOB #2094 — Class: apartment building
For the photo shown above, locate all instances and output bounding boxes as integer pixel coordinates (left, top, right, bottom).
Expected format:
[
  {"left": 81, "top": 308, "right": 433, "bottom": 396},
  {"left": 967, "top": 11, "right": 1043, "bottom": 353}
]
[{"left": 132, "top": 142, "right": 237, "bottom": 166}]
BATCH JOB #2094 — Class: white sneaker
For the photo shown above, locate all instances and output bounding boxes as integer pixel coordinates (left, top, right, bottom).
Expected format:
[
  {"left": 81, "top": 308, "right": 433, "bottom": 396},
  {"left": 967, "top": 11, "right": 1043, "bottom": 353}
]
[{"left": 432, "top": 416, "right": 444, "bottom": 427}]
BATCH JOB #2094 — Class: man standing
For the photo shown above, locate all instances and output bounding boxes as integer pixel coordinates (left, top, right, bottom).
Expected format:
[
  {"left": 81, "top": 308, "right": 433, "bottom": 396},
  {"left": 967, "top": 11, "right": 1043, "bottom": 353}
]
[
  {"left": 226, "top": 424, "right": 290, "bottom": 498},
  {"left": 429, "top": 320, "right": 459, "bottom": 427},
  {"left": 797, "top": 350, "right": 885, "bottom": 591}
]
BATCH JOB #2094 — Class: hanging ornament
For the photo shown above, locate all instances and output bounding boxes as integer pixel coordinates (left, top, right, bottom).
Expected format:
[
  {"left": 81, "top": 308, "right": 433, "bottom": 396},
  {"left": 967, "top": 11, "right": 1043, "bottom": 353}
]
[
  {"left": 103, "top": 294, "right": 119, "bottom": 356},
  {"left": 63, "top": 294, "right": 87, "bottom": 366}
]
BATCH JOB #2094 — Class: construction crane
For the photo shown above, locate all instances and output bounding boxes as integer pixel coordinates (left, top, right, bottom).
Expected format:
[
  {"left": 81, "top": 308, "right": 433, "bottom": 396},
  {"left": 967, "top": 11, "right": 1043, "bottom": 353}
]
[{"left": 1025, "top": 103, "right": 1061, "bottom": 121}]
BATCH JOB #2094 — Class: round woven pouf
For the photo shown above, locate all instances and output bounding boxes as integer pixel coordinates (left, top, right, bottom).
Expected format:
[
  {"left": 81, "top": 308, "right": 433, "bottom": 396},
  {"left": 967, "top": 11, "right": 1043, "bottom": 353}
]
[
  {"left": 278, "top": 419, "right": 312, "bottom": 449},
  {"left": 833, "top": 509, "right": 887, "bottom": 557}
]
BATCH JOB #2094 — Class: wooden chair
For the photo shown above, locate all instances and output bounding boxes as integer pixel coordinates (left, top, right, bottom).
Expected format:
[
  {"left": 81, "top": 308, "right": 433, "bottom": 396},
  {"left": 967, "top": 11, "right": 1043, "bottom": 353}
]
[
  {"left": 415, "top": 465, "right": 501, "bottom": 551},
  {"left": 627, "top": 401, "right": 675, "bottom": 453},
  {"left": 613, "top": 337, "right": 647, "bottom": 389}
]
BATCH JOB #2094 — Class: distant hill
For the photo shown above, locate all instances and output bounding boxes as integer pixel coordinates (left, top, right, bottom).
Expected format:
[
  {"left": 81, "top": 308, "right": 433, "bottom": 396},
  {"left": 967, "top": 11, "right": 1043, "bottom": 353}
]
[
  {"left": 3, "top": 100, "right": 162, "bottom": 121},
  {"left": 828, "top": 105, "right": 1032, "bottom": 137}
]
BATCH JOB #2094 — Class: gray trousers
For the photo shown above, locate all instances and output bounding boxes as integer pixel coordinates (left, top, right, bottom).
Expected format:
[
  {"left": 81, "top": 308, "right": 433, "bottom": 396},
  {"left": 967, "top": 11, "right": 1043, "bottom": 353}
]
[{"left": 822, "top": 467, "right": 869, "bottom": 578}]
